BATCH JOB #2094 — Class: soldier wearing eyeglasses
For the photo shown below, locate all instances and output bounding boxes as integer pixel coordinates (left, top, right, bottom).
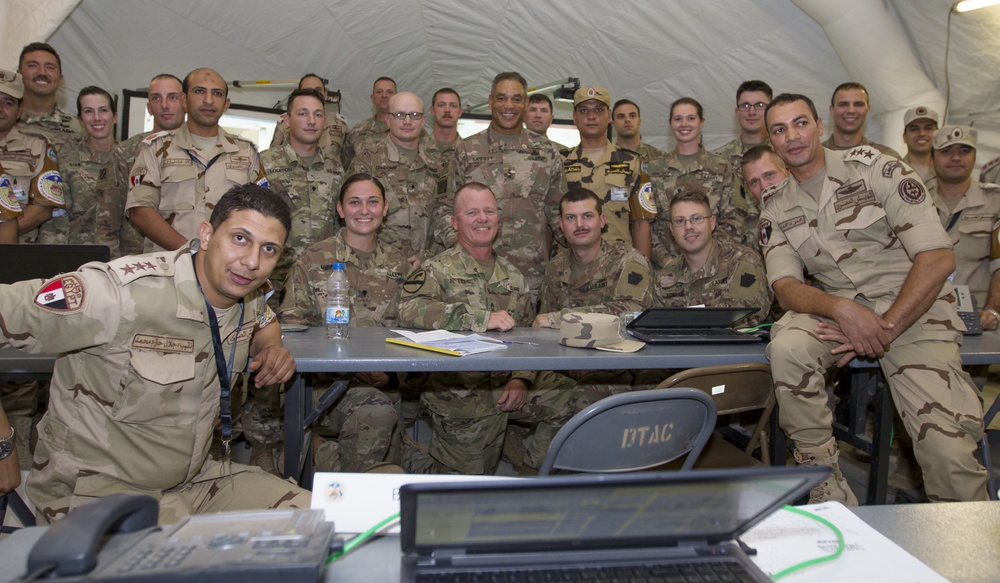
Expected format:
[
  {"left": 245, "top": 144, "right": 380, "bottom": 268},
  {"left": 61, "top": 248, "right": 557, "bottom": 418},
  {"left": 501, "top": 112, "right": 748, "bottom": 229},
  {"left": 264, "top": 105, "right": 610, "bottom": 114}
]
[
  {"left": 652, "top": 190, "right": 769, "bottom": 327},
  {"left": 347, "top": 92, "right": 446, "bottom": 269}
]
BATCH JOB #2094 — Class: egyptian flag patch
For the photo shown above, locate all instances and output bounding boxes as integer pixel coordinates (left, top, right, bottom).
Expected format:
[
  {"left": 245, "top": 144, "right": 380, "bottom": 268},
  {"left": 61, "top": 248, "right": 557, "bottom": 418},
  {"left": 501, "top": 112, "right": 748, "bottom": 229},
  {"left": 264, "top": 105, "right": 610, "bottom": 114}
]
[{"left": 34, "top": 275, "right": 85, "bottom": 313}]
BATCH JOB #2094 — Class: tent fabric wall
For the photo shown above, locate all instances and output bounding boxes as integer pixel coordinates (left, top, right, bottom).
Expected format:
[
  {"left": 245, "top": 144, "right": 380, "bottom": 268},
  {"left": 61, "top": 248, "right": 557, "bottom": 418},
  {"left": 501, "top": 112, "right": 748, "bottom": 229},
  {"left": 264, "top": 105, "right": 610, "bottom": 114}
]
[{"left": 0, "top": 0, "right": 80, "bottom": 67}]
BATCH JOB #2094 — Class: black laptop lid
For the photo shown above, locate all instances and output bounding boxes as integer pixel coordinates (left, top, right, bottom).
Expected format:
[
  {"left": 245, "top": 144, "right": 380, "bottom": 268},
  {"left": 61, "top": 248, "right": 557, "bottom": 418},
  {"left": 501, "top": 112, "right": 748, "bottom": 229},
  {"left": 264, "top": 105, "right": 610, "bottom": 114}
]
[
  {"left": 399, "top": 467, "right": 826, "bottom": 555},
  {"left": 0, "top": 244, "right": 110, "bottom": 285},
  {"left": 628, "top": 307, "right": 759, "bottom": 331}
]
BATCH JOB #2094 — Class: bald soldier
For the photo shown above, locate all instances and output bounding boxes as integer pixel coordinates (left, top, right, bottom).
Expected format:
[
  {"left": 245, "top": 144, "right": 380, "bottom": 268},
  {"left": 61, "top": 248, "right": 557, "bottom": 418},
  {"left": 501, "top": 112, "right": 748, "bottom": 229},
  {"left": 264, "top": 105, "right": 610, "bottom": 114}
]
[
  {"left": 822, "top": 82, "right": 901, "bottom": 158},
  {"left": 268, "top": 74, "right": 348, "bottom": 164},
  {"left": 348, "top": 91, "right": 446, "bottom": 268},
  {"left": 126, "top": 67, "right": 268, "bottom": 252},
  {"left": 761, "top": 93, "right": 987, "bottom": 504}
]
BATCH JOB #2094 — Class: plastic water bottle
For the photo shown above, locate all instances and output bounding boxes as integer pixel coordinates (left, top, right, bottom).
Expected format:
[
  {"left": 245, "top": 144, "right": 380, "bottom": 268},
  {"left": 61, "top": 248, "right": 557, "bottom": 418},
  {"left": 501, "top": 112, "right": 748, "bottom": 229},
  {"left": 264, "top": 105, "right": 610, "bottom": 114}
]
[{"left": 325, "top": 262, "right": 350, "bottom": 339}]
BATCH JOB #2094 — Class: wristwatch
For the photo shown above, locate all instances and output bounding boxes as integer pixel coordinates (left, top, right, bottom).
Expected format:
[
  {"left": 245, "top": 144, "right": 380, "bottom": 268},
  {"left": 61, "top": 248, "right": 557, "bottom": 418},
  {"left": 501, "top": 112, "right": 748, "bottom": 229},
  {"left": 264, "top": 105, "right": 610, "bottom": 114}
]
[{"left": 0, "top": 425, "right": 14, "bottom": 461}]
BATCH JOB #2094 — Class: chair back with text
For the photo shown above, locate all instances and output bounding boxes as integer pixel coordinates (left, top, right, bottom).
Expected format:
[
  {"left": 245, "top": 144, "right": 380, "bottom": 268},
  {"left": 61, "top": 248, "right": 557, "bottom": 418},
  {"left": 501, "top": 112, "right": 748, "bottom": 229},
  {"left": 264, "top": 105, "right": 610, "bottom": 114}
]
[{"left": 537, "top": 388, "right": 716, "bottom": 475}]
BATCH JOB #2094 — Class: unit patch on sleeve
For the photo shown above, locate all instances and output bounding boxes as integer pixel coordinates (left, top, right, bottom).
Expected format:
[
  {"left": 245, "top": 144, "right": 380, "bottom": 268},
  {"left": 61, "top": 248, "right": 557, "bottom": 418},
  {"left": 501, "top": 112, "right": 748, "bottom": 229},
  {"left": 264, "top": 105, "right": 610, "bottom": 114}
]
[{"left": 34, "top": 275, "right": 85, "bottom": 313}]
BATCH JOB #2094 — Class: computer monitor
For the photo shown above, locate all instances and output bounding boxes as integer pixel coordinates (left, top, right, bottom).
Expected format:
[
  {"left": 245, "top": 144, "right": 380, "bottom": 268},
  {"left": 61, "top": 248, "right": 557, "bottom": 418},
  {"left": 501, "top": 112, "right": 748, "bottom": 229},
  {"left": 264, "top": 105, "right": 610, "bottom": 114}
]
[{"left": 0, "top": 244, "right": 110, "bottom": 285}]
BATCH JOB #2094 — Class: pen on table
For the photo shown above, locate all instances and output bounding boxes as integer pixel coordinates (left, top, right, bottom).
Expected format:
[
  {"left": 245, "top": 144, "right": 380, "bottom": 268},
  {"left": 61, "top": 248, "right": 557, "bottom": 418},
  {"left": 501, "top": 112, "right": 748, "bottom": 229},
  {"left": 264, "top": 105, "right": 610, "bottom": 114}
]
[{"left": 481, "top": 339, "right": 539, "bottom": 346}]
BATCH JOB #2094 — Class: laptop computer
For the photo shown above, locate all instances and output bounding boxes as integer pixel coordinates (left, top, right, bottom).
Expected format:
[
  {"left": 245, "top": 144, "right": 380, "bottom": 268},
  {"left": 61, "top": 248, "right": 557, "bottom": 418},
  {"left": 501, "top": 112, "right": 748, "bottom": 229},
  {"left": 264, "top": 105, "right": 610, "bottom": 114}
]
[
  {"left": 399, "top": 467, "right": 828, "bottom": 583},
  {"left": 0, "top": 244, "right": 110, "bottom": 285},
  {"left": 626, "top": 307, "right": 763, "bottom": 344}
]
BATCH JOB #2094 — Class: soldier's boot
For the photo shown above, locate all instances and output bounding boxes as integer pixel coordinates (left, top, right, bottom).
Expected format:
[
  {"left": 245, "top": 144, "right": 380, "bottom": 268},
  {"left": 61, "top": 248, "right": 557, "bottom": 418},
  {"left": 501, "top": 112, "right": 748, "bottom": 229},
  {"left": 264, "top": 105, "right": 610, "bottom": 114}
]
[
  {"left": 888, "top": 443, "right": 924, "bottom": 491},
  {"left": 793, "top": 437, "right": 859, "bottom": 506},
  {"left": 10, "top": 415, "right": 33, "bottom": 471},
  {"left": 249, "top": 439, "right": 280, "bottom": 476}
]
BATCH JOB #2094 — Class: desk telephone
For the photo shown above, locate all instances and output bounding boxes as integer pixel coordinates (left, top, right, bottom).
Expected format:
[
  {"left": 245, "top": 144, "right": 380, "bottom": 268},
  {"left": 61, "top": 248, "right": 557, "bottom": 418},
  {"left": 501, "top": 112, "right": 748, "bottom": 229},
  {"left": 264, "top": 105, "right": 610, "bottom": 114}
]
[
  {"left": 955, "top": 284, "right": 983, "bottom": 336},
  {"left": 15, "top": 493, "right": 337, "bottom": 583}
]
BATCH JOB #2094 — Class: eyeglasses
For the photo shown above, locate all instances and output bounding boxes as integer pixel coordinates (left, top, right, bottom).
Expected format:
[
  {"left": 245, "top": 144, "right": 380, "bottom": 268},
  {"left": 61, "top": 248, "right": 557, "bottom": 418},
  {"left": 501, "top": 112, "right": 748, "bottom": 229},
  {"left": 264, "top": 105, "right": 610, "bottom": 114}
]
[
  {"left": 669, "top": 215, "right": 709, "bottom": 227},
  {"left": 389, "top": 111, "right": 424, "bottom": 120},
  {"left": 738, "top": 102, "right": 768, "bottom": 111}
]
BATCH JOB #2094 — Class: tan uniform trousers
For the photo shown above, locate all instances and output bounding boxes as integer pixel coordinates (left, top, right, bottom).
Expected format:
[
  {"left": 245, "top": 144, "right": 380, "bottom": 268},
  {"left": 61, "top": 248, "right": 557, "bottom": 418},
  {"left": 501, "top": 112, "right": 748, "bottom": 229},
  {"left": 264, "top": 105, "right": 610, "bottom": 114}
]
[{"left": 767, "top": 311, "right": 989, "bottom": 502}]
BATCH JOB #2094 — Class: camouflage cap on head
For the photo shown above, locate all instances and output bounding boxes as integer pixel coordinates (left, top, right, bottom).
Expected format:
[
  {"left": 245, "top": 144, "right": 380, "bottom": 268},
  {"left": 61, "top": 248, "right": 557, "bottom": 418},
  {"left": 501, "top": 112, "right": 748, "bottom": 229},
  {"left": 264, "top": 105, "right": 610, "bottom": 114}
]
[
  {"left": 0, "top": 69, "right": 23, "bottom": 100},
  {"left": 573, "top": 85, "right": 611, "bottom": 109},
  {"left": 903, "top": 106, "right": 940, "bottom": 128},
  {"left": 933, "top": 125, "right": 977, "bottom": 150},
  {"left": 559, "top": 312, "right": 645, "bottom": 353}
]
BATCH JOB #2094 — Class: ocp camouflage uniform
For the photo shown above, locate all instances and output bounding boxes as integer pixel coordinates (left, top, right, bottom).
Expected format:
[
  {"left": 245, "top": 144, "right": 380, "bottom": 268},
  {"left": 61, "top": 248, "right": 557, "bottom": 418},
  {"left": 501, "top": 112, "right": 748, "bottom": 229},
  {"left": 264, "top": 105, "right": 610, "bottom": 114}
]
[
  {"left": 821, "top": 135, "right": 902, "bottom": 159},
  {"left": 713, "top": 137, "right": 768, "bottom": 250},
  {"left": 927, "top": 179, "right": 1000, "bottom": 306},
  {"left": 269, "top": 105, "right": 348, "bottom": 163},
  {"left": 40, "top": 135, "right": 115, "bottom": 245},
  {"left": 342, "top": 115, "right": 388, "bottom": 168},
  {"left": 0, "top": 243, "right": 310, "bottom": 524},
  {"left": 761, "top": 146, "right": 988, "bottom": 502},
  {"left": 440, "top": 128, "right": 567, "bottom": 294},
  {"left": 19, "top": 106, "right": 81, "bottom": 152},
  {"left": 0, "top": 126, "right": 63, "bottom": 243},
  {"left": 397, "top": 244, "right": 576, "bottom": 474},
  {"left": 96, "top": 132, "right": 149, "bottom": 258},
  {"left": 980, "top": 155, "right": 1000, "bottom": 185},
  {"left": 348, "top": 136, "right": 447, "bottom": 262},
  {"left": 653, "top": 238, "right": 770, "bottom": 327},
  {"left": 560, "top": 143, "right": 654, "bottom": 247},
  {"left": 262, "top": 143, "right": 344, "bottom": 294},
  {"left": 631, "top": 142, "right": 666, "bottom": 169},
  {"left": 646, "top": 146, "right": 739, "bottom": 269},
  {"left": 126, "top": 124, "right": 267, "bottom": 251}
]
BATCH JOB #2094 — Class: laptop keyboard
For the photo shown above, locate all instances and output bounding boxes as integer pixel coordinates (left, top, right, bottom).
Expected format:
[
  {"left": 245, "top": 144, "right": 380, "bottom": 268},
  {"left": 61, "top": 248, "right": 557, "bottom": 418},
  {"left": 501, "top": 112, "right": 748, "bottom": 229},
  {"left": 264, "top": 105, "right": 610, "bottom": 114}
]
[{"left": 416, "top": 561, "right": 756, "bottom": 582}]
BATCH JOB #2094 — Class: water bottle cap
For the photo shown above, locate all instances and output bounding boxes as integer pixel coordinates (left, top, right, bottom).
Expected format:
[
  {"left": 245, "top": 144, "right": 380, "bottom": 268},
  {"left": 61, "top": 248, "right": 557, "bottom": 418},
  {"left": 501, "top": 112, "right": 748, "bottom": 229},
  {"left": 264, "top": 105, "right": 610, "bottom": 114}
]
[{"left": 333, "top": 262, "right": 345, "bottom": 270}]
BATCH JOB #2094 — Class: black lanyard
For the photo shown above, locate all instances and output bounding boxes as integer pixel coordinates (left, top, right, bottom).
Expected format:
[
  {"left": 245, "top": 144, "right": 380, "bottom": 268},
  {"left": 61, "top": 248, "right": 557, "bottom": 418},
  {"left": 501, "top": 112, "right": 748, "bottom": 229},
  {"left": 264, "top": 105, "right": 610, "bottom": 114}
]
[{"left": 188, "top": 150, "right": 224, "bottom": 173}]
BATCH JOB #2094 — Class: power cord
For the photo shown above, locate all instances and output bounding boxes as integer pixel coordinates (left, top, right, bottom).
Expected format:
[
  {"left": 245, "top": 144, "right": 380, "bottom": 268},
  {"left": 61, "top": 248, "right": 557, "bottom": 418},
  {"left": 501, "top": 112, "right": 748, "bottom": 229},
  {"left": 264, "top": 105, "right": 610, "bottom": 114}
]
[
  {"left": 770, "top": 505, "right": 845, "bottom": 580},
  {"left": 326, "top": 512, "right": 401, "bottom": 564}
]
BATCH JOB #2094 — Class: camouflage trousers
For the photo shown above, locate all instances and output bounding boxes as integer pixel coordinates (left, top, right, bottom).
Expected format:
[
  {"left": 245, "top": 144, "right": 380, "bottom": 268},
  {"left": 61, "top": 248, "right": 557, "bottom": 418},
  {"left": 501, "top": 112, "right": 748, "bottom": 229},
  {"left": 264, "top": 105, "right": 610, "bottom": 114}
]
[
  {"left": 1, "top": 380, "right": 43, "bottom": 471},
  {"left": 767, "top": 310, "right": 988, "bottom": 502},
  {"left": 414, "top": 370, "right": 579, "bottom": 474},
  {"left": 241, "top": 376, "right": 398, "bottom": 473}
]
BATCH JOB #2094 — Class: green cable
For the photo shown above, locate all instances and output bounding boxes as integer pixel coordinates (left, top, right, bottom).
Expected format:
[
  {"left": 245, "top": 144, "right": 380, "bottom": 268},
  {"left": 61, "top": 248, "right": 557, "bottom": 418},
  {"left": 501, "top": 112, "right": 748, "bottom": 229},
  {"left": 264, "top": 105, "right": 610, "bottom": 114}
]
[
  {"left": 770, "top": 505, "right": 845, "bottom": 581},
  {"left": 326, "top": 511, "right": 401, "bottom": 564}
]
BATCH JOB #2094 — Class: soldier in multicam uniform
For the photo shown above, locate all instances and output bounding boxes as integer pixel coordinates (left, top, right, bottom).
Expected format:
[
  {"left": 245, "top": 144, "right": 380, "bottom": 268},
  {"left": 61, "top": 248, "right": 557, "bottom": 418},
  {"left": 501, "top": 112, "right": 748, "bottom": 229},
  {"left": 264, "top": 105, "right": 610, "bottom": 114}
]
[
  {"left": 653, "top": 190, "right": 770, "bottom": 327},
  {"left": 348, "top": 92, "right": 446, "bottom": 269},
  {"left": 611, "top": 99, "right": 665, "bottom": 166},
  {"left": 126, "top": 68, "right": 268, "bottom": 253},
  {"left": 269, "top": 74, "right": 348, "bottom": 165},
  {"left": 439, "top": 72, "right": 567, "bottom": 298},
  {"left": 901, "top": 106, "right": 939, "bottom": 184},
  {"left": 40, "top": 86, "right": 117, "bottom": 245},
  {"left": 0, "top": 185, "right": 311, "bottom": 524},
  {"left": 0, "top": 163, "right": 20, "bottom": 244},
  {"left": 248, "top": 174, "right": 403, "bottom": 473},
  {"left": 761, "top": 93, "right": 988, "bottom": 504},
  {"left": 97, "top": 74, "right": 185, "bottom": 258},
  {"left": 16, "top": 43, "right": 81, "bottom": 152},
  {"left": 429, "top": 87, "right": 462, "bottom": 162},
  {"left": 822, "top": 82, "right": 902, "bottom": 158},
  {"left": 560, "top": 85, "right": 653, "bottom": 255},
  {"left": 713, "top": 80, "right": 773, "bottom": 250},
  {"left": 342, "top": 77, "right": 396, "bottom": 168},
  {"left": 262, "top": 87, "right": 344, "bottom": 296},
  {"left": 645, "top": 97, "right": 739, "bottom": 269},
  {"left": 398, "top": 182, "right": 576, "bottom": 474}
]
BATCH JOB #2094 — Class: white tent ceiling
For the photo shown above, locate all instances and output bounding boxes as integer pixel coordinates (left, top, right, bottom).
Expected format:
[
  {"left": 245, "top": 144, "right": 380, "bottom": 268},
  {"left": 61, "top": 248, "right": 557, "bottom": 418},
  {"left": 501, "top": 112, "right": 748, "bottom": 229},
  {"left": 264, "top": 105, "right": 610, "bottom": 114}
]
[{"left": 4, "top": 0, "right": 1000, "bottom": 167}]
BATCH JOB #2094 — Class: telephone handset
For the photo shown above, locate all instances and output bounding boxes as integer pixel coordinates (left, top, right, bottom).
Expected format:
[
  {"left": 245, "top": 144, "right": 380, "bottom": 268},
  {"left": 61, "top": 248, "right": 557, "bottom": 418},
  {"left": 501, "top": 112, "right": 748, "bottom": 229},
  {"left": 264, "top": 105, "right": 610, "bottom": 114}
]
[
  {"left": 17, "top": 493, "right": 336, "bottom": 582},
  {"left": 954, "top": 284, "right": 983, "bottom": 336}
]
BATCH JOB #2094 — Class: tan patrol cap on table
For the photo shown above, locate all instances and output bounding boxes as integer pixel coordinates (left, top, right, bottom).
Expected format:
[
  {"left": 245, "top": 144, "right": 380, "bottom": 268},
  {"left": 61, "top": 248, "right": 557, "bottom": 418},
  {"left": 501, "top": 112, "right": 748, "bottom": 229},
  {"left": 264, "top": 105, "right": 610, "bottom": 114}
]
[
  {"left": 903, "top": 106, "right": 939, "bottom": 127},
  {"left": 0, "top": 69, "right": 23, "bottom": 100},
  {"left": 573, "top": 85, "right": 611, "bottom": 108},
  {"left": 560, "top": 312, "right": 645, "bottom": 353},
  {"left": 933, "top": 125, "right": 978, "bottom": 150}
]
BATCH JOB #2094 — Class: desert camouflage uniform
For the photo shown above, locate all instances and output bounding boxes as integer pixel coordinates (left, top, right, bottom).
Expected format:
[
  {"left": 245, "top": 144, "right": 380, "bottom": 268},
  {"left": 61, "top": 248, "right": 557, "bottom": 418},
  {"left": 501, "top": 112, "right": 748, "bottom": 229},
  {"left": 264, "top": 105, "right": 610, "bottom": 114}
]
[
  {"left": 269, "top": 104, "right": 348, "bottom": 163},
  {"left": 903, "top": 153, "right": 935, "bottom": 184},
  {"left": 397, "top": 244, "right": 576, "bottom": 474},
  {"left": 19, "top": 106, "right": 81, "bottom": 152},
  {"left": 40, "top": 136, "right": 115, "bottom": 245},
  {"left": 126, "top": 124, "right": 267, "bottom": 251},
  {"left": 980, "top": 155, "right": 1000, "bottom": 185},
  {"left": 441, "top": 128, "right": 567, "bottom": 294},
  {"left": 760, "top": 146, "right": 988, "bottom": 502},
  {"left": 96, "top": 132, "right": 149, "bottom": 258},
  {"left": 927, "top": 179, "right": 1000, "bottom": 305},
  {"left": 0, "top": 163, "right": 24, "bottom": 224},
  {"left": 347, "top": 136, "right": 447, "bottom": 262},
  {"left": 646, "top": 146, "right": 739, "bottom": 269},
  {"left": 653, "top": 238, "right": 770, "bottom": 327},
  {"left": 713, "top": 137, "right": 769, "bottom": 249},
  {"left": 560, "top": 142, "right": 653, "bottom": 247},
  {"left": 0, "top": 126, "right": 63, "bottom": 243},
  {"left": 822, "top": 135, "right": 902, "bottom": 159},
  {"left": 0, "top": 243, "right": 310, "bottom": 524},
  {"left": 342, "top": 115, "right": 388, "bottom": 168},
  {"left": 262, "top": 143, "right": 343, "bottom": 293}
]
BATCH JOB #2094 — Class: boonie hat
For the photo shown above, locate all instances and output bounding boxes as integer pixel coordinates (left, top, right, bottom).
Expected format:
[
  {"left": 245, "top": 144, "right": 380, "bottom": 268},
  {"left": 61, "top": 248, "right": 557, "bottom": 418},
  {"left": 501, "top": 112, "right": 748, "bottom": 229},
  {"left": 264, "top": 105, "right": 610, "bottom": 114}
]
[
  {"left": 903, "top": 106, "right": 939, "bottom": 128},
  {"left": 933, "top": 125, "right": 977, "bottom": 150},
  {"left": 0, "top": 69, "right": 23, "bottom": 100},
  {"left": 573, "top": 85, "right": 611, "bottom": 109},
  {"left": 559, "top": 312, "right": 645, "bottom": 353}
]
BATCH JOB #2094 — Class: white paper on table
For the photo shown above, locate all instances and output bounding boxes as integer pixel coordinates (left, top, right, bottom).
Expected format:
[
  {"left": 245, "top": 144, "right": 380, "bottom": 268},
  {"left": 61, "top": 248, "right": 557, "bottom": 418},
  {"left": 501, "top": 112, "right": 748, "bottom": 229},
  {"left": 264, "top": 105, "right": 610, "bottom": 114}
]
[
  {"left": 389, "top": 329, "right": 508, "bottom": 355},
  {"left": 742, "top": 501, "right": 949, "bottom": 583}
]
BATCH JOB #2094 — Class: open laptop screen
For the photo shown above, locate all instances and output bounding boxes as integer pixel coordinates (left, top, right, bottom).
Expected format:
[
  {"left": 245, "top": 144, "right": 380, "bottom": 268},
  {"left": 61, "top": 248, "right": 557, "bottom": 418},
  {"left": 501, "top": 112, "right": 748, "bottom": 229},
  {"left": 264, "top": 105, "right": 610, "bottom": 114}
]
[{"left": 0, "top": 244, "right": 110, "bottom": 285}]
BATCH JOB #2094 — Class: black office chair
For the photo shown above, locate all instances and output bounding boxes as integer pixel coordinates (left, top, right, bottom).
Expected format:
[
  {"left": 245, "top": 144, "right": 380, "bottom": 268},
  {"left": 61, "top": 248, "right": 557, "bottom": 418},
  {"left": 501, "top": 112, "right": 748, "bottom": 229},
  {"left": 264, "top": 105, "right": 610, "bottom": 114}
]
[
  {"left": 537, "top": 388, "right": 716, "bottom": 475},
  {"left": 1, "top": 488, "right": 37, "bottom": 534},
  {"left": 978, "top": 393, "right": 1000, "bottom": 501}
]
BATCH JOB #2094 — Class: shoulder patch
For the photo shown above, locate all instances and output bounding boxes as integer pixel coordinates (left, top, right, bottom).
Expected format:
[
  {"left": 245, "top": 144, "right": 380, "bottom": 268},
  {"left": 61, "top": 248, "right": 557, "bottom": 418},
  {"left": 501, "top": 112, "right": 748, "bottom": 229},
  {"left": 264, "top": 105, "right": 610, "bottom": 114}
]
[
  {"left": 843, "top": 145, "right": 881, "bottom": 166},
  {"left": 881, "top": 160, "right": 903, "bottom": 178},
  {"left": 37, "top": 171, "right": 64, "bottom": 205},
  {"left": 402, "top": 269, "right": 426, "bottom": 294},
  {"left": 897, "top": 177, "right": 926, "bottom": 204},
  {"left": 109, "top": 254, "right": 174, "bottom": 283},
  {"left": 34, "top": 275, "right": 85, "bottom": 313},
  {"left": 142, "top": 129, "right": 171, "bottom": 145},
  {"left": 759, "top": 219, "right": 772, "bottom": 247},
  {"left": 638, "top": 181, "right": 656, "bottom": 214}
]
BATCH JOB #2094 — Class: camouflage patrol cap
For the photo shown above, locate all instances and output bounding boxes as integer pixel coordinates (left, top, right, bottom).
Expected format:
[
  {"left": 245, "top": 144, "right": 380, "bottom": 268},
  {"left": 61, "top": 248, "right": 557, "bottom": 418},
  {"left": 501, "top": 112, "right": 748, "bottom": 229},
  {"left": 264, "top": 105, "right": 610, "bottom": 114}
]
[
  {"left": 559, "top": 312, "right": 645, "bottom": 353},
  {"left": 573, "top": 86, "right": 611, "bottom": 109},
  {"left": 933, "top": 125, "right": 977, "bottom": 150},
  {"left": 903, "top": 106, "right": 939, "bottom": 128},
  {"left": 0, "top": 69, "right": 23, "bottom": 100}
]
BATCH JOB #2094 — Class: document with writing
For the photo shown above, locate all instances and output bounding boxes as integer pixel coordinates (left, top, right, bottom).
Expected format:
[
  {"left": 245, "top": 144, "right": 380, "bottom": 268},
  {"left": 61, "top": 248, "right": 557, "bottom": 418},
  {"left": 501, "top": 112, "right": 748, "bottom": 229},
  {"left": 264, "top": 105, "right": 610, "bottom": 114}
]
[{"left": 387, "top": 329, "right": 509, "bottom": 356}]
